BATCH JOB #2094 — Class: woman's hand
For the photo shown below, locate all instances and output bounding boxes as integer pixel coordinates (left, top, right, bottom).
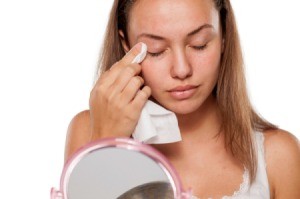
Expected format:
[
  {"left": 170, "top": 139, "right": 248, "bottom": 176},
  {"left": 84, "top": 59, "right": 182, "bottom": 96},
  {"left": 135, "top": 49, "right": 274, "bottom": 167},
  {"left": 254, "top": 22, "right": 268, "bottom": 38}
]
[{"left": 89, "top": 43, "right": 151, "bottom": 140}]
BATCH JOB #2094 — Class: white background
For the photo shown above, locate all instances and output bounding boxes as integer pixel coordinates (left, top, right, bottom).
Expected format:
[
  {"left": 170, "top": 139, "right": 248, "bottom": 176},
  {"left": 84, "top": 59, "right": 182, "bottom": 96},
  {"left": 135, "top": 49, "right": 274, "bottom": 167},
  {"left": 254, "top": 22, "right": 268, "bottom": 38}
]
[{"left": 0, "top": 0, "right": 299, "bottom": 198}]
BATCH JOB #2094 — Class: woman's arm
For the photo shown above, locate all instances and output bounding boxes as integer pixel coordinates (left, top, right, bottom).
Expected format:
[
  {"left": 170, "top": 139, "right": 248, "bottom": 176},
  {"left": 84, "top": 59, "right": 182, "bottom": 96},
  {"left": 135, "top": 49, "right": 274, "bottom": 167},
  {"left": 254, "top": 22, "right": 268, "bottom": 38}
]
[
  {"left": 64, "top": 110, "right": 91, "bottom": 163},
  {"left": 265, "top": 129, "right": 300, "bottom": 198}
]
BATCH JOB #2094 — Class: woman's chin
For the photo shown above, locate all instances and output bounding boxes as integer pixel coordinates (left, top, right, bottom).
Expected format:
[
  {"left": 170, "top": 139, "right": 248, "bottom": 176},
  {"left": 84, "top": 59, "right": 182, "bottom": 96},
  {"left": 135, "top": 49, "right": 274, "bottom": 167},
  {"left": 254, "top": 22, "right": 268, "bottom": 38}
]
[
  {"left": 158, "top": 94, "right": 216, "bottom": 116},
  {"left": 151, "top": 94, "right": 213, "bottom": 115},
  {"left": 164, "top": 101, "right": 202, "bottom": 115},
  {"left": 172, "top": 107, "right": 199, "bottom": 115}
]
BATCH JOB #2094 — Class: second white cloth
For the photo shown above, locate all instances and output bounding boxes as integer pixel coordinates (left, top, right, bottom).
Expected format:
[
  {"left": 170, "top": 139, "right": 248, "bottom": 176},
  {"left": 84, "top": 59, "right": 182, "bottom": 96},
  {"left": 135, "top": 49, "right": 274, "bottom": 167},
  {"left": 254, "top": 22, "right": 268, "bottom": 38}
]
[{"left": 132, "top": 100, "right": 182, "bottom": 144}]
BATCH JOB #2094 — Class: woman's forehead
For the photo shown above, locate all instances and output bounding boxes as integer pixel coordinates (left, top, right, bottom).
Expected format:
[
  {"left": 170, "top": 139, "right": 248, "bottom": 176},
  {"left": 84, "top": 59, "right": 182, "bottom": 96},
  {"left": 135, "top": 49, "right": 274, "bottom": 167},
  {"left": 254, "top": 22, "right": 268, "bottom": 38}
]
[
  {"left": 128, "top": 0, "right": 220, "bottom": 41},
  {"left": 129, "top": 0, "right": 217, "bottom": 23}
]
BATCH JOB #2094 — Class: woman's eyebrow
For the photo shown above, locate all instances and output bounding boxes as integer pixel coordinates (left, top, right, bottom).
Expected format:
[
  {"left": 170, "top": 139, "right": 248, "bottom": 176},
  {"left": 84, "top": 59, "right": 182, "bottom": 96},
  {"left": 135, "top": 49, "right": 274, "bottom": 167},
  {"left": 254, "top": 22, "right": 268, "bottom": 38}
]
[
  {"left": 137, "top": 24, "right": 213, "bottom": 41},
  {"left": 187, "top": 24, "right": 213, "bottom": 37},
  {"left": 137, "top": 33, "right": 165, "bottom": 41}
]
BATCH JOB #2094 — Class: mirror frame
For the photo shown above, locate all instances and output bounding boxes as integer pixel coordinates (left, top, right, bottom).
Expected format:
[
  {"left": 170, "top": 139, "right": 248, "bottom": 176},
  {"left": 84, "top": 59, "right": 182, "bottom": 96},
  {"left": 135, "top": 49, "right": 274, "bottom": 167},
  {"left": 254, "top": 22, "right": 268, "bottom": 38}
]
[{"left": 51, "top": 137, "right": 192, "bottom": 199}]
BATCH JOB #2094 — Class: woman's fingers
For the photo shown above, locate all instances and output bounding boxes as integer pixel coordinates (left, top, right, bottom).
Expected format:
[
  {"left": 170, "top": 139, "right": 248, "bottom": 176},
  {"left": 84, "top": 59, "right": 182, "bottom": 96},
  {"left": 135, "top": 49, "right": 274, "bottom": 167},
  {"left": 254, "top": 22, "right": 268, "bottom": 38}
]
[
  {"left": 109, "top": 63, "right": 142, "bottom": 95},
  {"left": 113, "top": 42, "right": 144, "bottom": 69},
  {"left": 97, "top": 42, "right": 146, "bottom": 105},
  {"left": 131, "top": 86, "right": 151, "bottom": 109},
  {"left": 98, "top": 43, "right": 144, "bottom": 87},
  {"left": 120, "top": 76, "right": 145, "bottom": 103}
]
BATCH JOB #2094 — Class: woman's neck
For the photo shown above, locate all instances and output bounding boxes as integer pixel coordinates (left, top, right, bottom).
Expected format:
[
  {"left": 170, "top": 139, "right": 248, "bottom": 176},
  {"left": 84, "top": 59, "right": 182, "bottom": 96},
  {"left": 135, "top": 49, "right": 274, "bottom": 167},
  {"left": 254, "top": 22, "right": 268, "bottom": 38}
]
[{"left": 152, "top": 95, "right": 224, "bottom": 158}]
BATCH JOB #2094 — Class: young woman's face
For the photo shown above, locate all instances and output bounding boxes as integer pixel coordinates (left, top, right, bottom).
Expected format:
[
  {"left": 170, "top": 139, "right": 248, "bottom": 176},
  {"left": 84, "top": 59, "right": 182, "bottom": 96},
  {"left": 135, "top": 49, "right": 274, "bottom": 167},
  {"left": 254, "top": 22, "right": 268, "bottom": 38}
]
[{"left": 126, "top": 0, "right": 223, "bottom": 114}]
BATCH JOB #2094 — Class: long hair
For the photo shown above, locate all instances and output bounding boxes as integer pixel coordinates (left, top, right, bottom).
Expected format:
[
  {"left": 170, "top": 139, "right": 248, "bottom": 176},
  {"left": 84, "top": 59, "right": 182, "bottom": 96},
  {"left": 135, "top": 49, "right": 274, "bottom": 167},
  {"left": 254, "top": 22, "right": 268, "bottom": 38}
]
[{"left": 96, "top": 0, "right": 277, "bottom": 182}]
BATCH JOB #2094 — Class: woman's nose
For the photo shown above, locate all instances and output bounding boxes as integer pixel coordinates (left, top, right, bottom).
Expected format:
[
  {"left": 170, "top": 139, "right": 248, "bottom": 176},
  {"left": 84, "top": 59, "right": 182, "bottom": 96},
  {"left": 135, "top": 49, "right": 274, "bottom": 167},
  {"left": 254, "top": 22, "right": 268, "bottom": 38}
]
[{"left": 170, "top": 48, "right": 192, "bottom": 79}]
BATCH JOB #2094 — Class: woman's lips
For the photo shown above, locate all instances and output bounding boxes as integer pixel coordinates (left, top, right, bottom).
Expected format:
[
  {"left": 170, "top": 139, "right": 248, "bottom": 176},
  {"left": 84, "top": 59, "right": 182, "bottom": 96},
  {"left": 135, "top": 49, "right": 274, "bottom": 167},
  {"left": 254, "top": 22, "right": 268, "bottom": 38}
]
[{"left": 168, "top": 85, "right": 198, "bottom": 100}]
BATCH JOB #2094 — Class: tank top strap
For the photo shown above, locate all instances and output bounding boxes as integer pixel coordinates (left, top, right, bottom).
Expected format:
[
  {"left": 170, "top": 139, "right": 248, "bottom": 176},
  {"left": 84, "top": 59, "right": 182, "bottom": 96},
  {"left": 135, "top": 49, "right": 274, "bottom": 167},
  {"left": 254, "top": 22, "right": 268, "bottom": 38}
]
[
  {"left": 225, "top": 132, "right": 270, "bottom": 198},
  {"left": 245, "top": 131, "right": 270, "bottom": 198}
]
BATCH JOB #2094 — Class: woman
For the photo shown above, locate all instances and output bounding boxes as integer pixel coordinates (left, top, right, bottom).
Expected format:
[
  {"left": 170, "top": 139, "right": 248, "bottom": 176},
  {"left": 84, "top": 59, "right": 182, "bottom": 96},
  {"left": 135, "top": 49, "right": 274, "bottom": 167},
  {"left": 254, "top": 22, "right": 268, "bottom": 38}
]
[{"left": 65, "top": 0, "right": 300, "bottom": 198}]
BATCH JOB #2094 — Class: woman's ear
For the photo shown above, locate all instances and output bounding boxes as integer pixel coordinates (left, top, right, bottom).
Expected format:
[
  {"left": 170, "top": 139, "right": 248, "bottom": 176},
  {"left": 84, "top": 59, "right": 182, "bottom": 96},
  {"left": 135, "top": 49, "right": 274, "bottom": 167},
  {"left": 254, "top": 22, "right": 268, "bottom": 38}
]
[{"left": 119, "top": 30, "right": 130, "bottom": 53}]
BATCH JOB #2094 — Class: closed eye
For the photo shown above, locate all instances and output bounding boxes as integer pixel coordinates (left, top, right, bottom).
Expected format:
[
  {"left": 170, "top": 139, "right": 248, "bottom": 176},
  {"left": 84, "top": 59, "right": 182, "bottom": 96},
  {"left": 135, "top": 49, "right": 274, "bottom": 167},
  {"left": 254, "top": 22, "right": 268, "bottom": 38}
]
[
  {"left": 148, "top": 45, "right": 207, "bottom": 57},
  {"left": 147, "top": 51, "right": 164, "bottom": 57},
  {"left": 192, "top": 44, "right": 207, "bottom": 50}
]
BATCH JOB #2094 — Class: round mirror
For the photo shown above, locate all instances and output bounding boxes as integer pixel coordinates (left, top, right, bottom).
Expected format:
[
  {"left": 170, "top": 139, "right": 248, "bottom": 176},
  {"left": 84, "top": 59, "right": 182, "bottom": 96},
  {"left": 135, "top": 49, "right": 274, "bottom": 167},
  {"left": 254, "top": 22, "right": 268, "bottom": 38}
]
[{"left": 51, "top": 138, "right": 191, "bottom": 199}]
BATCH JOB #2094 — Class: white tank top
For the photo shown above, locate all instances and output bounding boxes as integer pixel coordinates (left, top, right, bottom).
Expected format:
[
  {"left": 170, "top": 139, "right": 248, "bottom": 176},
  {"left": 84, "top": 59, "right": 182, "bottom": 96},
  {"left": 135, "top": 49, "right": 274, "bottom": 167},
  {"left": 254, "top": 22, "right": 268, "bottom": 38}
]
[{"left": 192, "top": 132, "right": 270, "bottom": 199}]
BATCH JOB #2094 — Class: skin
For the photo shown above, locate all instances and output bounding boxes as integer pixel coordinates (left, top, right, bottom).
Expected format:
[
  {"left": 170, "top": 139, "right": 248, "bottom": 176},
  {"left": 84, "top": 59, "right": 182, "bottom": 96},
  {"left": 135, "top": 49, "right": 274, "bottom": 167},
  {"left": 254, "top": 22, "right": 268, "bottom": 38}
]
[{"left": 65, "top": 0, "right": 300, "bottom": 198}]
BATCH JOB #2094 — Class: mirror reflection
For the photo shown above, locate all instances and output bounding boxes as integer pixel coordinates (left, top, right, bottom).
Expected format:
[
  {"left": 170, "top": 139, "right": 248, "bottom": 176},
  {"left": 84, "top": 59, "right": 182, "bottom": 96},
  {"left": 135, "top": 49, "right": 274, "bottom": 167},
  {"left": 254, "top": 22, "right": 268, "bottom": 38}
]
[{"left": 67, "top": 147, "right": 173, "bottom": 199}]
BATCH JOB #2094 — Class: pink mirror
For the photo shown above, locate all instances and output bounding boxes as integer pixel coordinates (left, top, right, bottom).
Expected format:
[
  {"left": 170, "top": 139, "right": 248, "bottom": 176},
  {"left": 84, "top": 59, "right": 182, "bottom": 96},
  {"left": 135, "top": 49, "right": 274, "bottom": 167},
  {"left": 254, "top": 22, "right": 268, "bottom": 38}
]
[{"left": 51, "top": 138, "right": 192, "bottom": 199}]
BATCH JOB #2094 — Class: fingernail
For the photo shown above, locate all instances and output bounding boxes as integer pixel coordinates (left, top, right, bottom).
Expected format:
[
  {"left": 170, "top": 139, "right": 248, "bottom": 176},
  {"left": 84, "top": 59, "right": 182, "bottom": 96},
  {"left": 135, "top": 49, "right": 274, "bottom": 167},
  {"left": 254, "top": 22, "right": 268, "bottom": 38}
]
[
  {"left": 132, "top": 42, "right": 147, "bottom": 64},
  {"left": 135, "top": 42, "right": 143, "bottom": 51}
]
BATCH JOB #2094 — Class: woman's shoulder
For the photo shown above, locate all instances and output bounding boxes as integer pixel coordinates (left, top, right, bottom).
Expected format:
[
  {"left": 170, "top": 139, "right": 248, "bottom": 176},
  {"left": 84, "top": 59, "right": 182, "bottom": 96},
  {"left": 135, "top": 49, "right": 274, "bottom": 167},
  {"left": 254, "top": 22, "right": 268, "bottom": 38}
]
[
  {"left": 68, "top": 110, "right": 91, "bottom": 130},
  {"left": 263, "top": 129, "right": 300, "bottom": 159},
  {"left": 263, "top": 129, "right": 300, "bottom": 198},
  {"left": 64, "top": 110, "right": 91, "bottom": 162},
  {"left": 263, "top": 128, "right": 299, "bottom": 150}
]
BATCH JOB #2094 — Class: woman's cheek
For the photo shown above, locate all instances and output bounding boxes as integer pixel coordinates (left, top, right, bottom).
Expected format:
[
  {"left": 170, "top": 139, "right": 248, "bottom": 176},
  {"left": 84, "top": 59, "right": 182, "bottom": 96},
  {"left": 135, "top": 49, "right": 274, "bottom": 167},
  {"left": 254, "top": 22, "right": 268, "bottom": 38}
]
[
  {"left": 193, "top": 48, "right": 221, "bottom": 77},
  {"left": 201, "top": 50, "right": 221, "bottom": 86},
  {"left": 141, "top": 59, "right": 168, "bottom": 89}
]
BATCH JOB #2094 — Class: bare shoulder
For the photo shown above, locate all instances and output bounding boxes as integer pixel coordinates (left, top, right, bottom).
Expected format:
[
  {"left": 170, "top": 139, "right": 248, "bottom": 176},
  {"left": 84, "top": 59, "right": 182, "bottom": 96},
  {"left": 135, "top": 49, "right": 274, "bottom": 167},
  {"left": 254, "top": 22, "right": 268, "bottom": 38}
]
[
  {"left": 263, "top": 129, "right": 300, "bottom": 198},
  {"left": 64, "top": 110, "right": 91, "bottom": 163}
]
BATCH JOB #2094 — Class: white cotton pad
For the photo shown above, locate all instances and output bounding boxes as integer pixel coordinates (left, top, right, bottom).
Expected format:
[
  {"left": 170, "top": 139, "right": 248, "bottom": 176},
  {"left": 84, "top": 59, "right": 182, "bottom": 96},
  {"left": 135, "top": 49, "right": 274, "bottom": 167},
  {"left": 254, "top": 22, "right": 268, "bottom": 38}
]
[{"left": 131, "top": 43, "right": 148, "bottom": 64}]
